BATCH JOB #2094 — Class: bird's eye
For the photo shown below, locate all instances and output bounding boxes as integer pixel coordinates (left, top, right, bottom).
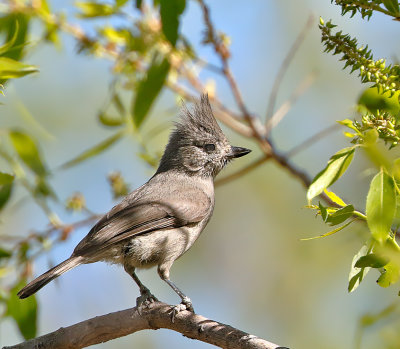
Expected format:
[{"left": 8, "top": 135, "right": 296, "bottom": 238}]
[{"left": 204, "top": 143, "right": 216, "bottom": 152}]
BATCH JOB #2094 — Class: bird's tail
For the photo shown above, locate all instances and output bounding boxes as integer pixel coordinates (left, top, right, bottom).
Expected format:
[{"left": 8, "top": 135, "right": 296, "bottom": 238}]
[{"left": 17, "top": 256, "right": 84, "bottom": 299}]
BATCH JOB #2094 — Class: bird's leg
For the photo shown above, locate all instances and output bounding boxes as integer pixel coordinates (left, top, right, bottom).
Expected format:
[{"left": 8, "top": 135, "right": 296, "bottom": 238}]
[
  {"left": 124, "top": 264, "right": 157, "bottom": 309},
  {"left": 158, "top": 266, "right": 194, "bottom": 321}
]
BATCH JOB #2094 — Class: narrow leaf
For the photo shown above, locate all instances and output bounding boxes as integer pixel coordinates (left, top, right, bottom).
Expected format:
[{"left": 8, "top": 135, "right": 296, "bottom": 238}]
[
  {"left": 75, "top": 2, "right": 115, "bottom": 18},
  {"left": 0, "top": 183, "right": 13, "bottom": 210},
  {"left": 0, "top": 172, "right": 14, "bottom": 185},
  {"left": 324, "top": 189, "right": 346, "bottom": 207},
  {"left": 132, "top": 55, "right": 170, "bottom": 128},
  {"left": 6, "top": 280, "right": 37, "bottom": 339},
  {"left": 0, "top": 248, "right": 12, "bottom": 259},
  {"left": 307, "top": 147, "right": 355, "bottom": 202},
  {"left": 326, "top": 204, "right": 354, "bottom": 226},
  {"left": 0, "top": 21, "right": 19, "bottom": 55},
  {"left": 301, "top": 219, "right": 354, "bottom": 241},
  {"left": 160, "top": 0, "right": 186, "bottom": 46},
  {"left": 9, "top": 130, "right": 47, "bottom": 176},
  {"left": 377, "top": 261, "right": 400, "bottom": 287},
  {"left": 98, "top": 112, "right": 125, "bottom": 127},
  {"left": 61, "top": 130, "right": 124, "bottom": 169},
  {"left": 348, "top": 244, "right": 371, "bottom": 292},
  {"left": 0, "top": 57, "right": 38, "bottom": 79},
  {"left": 382, "top": 0, "right": 400, "bottom": 15},
  {"left": 355, "top": 253, "right": 389, "bottom": 268},
  {"left": 366, "top": 170, "right": 396, "bottom": 243},
  {"left": 318, "top": 201, "right": 328, "bottom": 221}
]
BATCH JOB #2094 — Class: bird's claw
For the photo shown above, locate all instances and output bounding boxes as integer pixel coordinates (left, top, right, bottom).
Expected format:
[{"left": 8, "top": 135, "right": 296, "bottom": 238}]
[
  {"left": 136, "top": 289, "right": 158, "bottom": 315},
  {"left": 170, "top": 296, "right": 194, "bottom": 322}
]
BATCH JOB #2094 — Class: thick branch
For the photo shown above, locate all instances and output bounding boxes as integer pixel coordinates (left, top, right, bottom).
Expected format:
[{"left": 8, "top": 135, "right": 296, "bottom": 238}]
[{"left": 3, "top": 302, "right": 287, "bottom": 349}]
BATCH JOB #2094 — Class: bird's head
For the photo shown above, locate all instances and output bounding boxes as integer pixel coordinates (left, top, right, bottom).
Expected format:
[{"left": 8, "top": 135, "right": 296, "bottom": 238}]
[{"left": 158, "top": 94, "right": 251, "bottom": 178}]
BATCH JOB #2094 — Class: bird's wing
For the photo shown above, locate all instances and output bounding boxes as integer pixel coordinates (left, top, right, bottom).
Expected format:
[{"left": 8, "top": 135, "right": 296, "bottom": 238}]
[{"left": 73, "top": 187, "right": 212, "bottom": 257}]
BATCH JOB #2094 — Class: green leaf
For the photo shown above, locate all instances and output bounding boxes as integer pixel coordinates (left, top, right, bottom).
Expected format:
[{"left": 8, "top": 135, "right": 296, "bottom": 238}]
[
  {"left": 0, "top": 247, "right": 12, "bottom": 259},
  {"left": 0, "top": 14, "right": 30, "bottom": 62},
  {"left": 377, "top": 261, "right": 400, "bottom": 287},
  {"left": 6, "top": 280, "right": 37, "bottom": 339},
  {"left": 112, "top": 93, "right": 126, "bottom": 115},
  {"left": 0, "top": 21, "right": 19, "bottom": 56},
  {"left": 75, "top": 2, "right": 115, "bottom": 18},
  {"left": 9, "top": 130, "right": 47, "bottom": 176},
  {"left": 160, "top": 0, "right": 186, "bottom": 47},
  {"left": 98, "top": 112, "right": 125, "bottom": 127},
  {"left": 0, "top": 57, "right": 38, "bottom": 79},
  {"left": 326, "top": 204, "right": 354, "bottom": 226},
  {"left": 358, "top": 87, "right": 400, "bottom": 115},
  {"left": 132, "top": 55, "right": 170, "bottom": 128},
  {"left": 307, "top": 147, "right": 355, "bottom": 202},
  {"left": 115, "top": 0, "right": 129, "bottom": 7},
  {"left": 135, "top": 0, "right": 143, "bottom": 9},
  {"left": 337, "top": 119, "right": 360, "bottom": 134},
  {"left": 348, "top": 244, "right": 371, "bottom": 292},
  {"left": 324, "top": 189, "right": 346, "bottom": 207},
  {"left": 318, "top": 201, "right": 328, "bottom": 221},
  {"left": 0, "top": 183, "right": 13, "bottom": 210},
  {"left": 355, "top": 253, "right": 389, "bottom": 268},
  {"left": 0, "top": 172, "right": 14, "bottom": 185},
  {"left": 382, "top": 0, "right": 400, "bottom": 15},
  {"left": 366, "top": 170, "right": 396, "bottom": 243},
  {"left": 301, "top": 219, "right": 354, "bottom": 241},
  {"left": 61, "top": 130, "right": 124, "bottom": 169}
]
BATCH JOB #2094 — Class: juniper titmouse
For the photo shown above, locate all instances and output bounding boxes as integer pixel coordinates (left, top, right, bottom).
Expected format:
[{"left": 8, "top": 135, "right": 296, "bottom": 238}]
[{"left": 18, "top": 94, "right": 251, "bottom": 313}]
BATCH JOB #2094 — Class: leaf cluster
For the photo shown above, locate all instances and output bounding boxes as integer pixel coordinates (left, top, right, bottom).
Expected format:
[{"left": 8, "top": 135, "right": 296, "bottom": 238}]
[{"left": 320, "top": 18, "right": 400, "bottom": 102}]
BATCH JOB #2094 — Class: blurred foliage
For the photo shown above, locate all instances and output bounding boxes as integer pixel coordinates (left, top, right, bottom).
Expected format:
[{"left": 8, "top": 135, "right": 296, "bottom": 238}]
[{"left": 306, "top": 1, "right": 400, "bottom": 346}]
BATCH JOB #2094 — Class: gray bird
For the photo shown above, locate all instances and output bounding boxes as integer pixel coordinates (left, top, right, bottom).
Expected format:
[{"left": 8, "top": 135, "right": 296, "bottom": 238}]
[{"left": 18, "top": 94, "right": 251, "bottom": 313}]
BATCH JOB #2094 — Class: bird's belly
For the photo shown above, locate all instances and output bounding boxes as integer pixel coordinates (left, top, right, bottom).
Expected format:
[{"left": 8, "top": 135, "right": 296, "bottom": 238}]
[{"left": 123, "top": 224, "right": 204, "bottom": 269}]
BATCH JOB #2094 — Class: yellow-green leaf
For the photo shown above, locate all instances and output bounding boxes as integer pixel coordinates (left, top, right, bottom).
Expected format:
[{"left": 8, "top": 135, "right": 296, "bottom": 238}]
[
  {"left": 325, "top": 204, "right": 354, "bottom": 226},
  {"left": 75, "top": 2, "right": 115, "bottom": 18},
  {"left": 301, "top": 219, "right": 354, "bottom": 241},
  {"left": 0, "top": 57, "right": 38, "bottom": 79},
  {"left": 61, "top": 130, "right": 124, "bottom": 169},
  {"left": 307, "top": 147, "right": 355, "bottom": 202},
  {"left": 377, "top": 261, "right": 400, "bottom": 287},
  {"left": 348, "top": 244, "right": 371, "bottom": 292},
  {"left": 9, "top": 130, "right": 47, "bottom": 176},
  {"left": 355, "top": 253, "right": 389, "bottom": 268},
  {"left": 324, "top": 189, "right": 346, "bottom": 206},
  {"left": 366, "top": 170, "right": 396, "bottom": 243},
  {"left": 0, "top": 172, "right": 14, "bottom": 185}
]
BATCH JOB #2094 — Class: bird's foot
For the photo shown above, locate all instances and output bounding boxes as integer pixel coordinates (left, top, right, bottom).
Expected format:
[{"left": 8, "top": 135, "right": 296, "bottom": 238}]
[
  {"left": 136, "top": 288, "right": 158, "bottom": 315},
  {"left": 170, "top": 296, "right": 194, "bottom": 322}
]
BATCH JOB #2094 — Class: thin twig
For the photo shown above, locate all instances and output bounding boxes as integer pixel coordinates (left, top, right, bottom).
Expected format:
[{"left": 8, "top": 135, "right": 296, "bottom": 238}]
[
  {"left": 216, "top": 155, "right": 271, "bottom": 186},
  {"left": 265, "top": 14, "right": 314, "bottom": 121},
  {"left": 265, "top": 71, "right": 317, "bottom": 135},
  {"left": 286, "top": 123, "right": 341, "bottom": 158},
  {"left": 197, "top": 0, "right": 268, "bottom": 145},
  {"left": 167, "top": 82, "right": 254, "bottom": 137}
]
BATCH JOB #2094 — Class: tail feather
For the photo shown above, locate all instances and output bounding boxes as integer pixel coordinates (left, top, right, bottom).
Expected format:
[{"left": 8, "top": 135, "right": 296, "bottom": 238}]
[{"left": 17, "top": 256, "right": 83, "bottom": 299}]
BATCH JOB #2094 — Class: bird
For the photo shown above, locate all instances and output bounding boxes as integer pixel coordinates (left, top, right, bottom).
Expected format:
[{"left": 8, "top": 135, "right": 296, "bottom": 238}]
[{"left": 17, "top": 94, "right": 251, "bottom": 314}]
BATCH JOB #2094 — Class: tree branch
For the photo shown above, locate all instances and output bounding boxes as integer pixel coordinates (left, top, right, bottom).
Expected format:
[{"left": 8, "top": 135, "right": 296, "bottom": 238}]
[
  {"left": 265, "top": 15, "right": 314, "bottom": 121},
  {"left": 3, "top": 302, "right": 288, "bottom": 349}
]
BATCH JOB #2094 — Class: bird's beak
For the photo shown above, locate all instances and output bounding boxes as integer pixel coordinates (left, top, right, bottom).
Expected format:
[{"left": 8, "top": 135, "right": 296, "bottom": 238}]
[{"left": 228, "top": 146, "right": 252, "bottom": 159}]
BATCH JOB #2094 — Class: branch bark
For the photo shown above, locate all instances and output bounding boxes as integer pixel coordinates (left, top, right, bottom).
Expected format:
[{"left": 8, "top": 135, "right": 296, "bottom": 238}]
[{"left": 3, "top": 302, "right": 288, "bottom": 349}]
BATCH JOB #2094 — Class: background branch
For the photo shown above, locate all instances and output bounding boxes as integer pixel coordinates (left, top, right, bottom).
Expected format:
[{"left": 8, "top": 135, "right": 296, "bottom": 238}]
[
  {"left": 2, "top": 302, "right": 287, "bottom": 349},
  {"left": 265, "top": 15, "right": 314, "bottom": 121}
]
